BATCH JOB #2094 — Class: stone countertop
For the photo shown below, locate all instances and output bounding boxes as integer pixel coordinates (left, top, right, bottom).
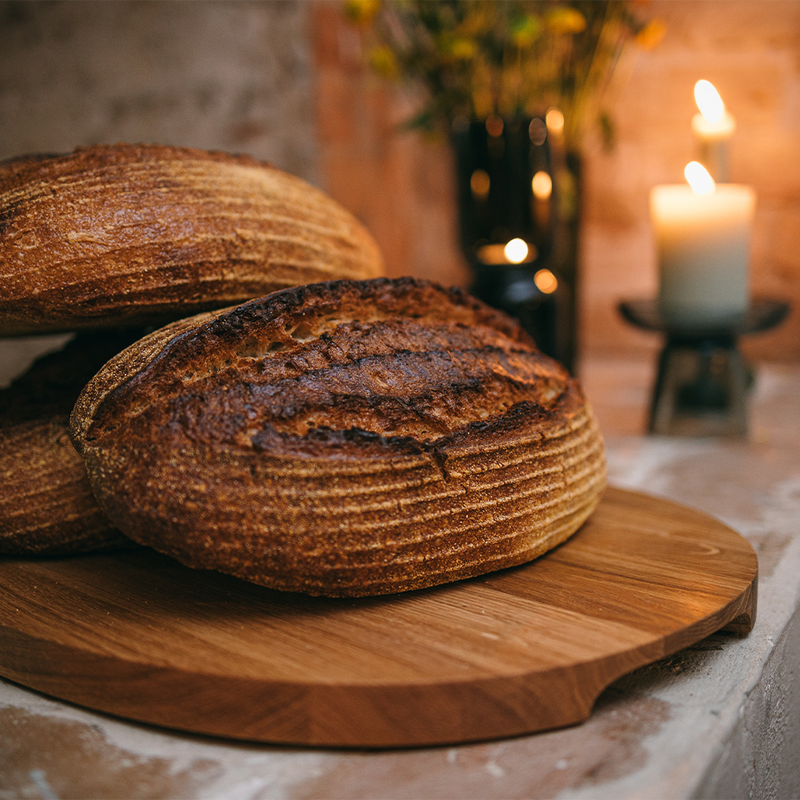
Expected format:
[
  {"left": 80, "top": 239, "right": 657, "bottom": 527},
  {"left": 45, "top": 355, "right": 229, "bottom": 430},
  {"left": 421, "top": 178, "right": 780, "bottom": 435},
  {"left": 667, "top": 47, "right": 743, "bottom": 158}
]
[{"left": 2, "top": 358, "right": 799, "bottom": 800}]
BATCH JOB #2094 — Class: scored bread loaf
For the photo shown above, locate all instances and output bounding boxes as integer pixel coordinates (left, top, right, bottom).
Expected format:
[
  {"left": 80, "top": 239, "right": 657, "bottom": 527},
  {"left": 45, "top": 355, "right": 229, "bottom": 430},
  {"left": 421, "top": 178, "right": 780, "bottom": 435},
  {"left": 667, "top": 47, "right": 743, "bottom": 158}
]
[
  {"left": 1, "top": 332, "right": 139, "bottom": 555},
  {"left": 0, "top": 144, "right": 383, "bottom": 336},
  {"left": 70, "top": 277, "right": 606, "bottom": 597}
]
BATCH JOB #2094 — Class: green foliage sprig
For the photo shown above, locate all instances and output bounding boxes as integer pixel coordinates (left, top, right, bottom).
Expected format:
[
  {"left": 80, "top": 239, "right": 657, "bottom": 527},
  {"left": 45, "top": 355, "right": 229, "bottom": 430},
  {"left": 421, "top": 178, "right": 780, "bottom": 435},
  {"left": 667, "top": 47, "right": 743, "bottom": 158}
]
[{"left": 345, "top": 0, "right": 665, "bottom": 148}]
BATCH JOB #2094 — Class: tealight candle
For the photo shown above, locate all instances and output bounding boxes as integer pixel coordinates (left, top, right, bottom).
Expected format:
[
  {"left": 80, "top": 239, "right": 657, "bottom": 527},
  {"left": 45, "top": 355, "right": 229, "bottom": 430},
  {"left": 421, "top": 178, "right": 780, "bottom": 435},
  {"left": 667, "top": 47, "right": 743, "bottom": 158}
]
[
  {"left": 476, "top": 238, "right": 537, "bottom": 265},
  {"left": 650, "top": 162, "right": 755, "bottom": 326},
  {"left": 691, "top": 80, "right": 736, "bottom": 182}
]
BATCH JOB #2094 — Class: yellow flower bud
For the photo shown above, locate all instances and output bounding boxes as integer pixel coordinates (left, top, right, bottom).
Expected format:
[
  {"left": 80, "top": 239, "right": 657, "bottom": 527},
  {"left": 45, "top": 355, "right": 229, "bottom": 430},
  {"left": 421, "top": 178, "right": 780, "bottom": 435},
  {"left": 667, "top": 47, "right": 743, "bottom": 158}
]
[
  {"left": 545, "top": 7, "right": 587, "bottom": 35},
  {"left": 450, "top": 38, "right": 477, "bottom": 60},
  {"left": 437, "top": 33, "right": 477, "bottom": 62},
  {"left": 369, "top": 45, "right": 398, "bottom": 78}
]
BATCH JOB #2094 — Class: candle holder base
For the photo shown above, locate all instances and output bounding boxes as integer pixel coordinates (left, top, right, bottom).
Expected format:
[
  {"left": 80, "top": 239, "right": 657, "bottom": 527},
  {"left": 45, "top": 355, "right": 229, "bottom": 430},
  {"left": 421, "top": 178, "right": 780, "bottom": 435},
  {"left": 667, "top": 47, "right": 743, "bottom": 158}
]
[
  {"left": 618, "top": 298, "right": 790, "bottom": 438},
  {"left": 648, "top": 337, "right": 749, "bottom": 437}
]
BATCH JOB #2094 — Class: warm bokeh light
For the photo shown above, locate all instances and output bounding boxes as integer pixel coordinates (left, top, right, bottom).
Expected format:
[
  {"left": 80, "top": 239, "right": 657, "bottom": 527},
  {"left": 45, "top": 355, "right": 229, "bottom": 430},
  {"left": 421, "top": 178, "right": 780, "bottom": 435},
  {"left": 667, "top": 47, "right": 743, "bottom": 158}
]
[
  {"left": 528, "top": 118, "right": 547, "bottom": 145},
  {"left": 504, "top": 238, "right": 529, "bottom": 263},
  {"left": 694, "top": 80, "right": 725, "bottom": 123},
  {"left": 476, "top": 242, "right": 536, "bottom": 265},
  {"left": 545, "top": 107, "right": 564, "bottom": 135},
  {"left": 534, "top": 268, "right": 558, "bottom": 294},
  {"left": 684, "top": 161, "right": 716, "bottom": 195},
  {"left": 532, "top": 171, "right": 553, "bottom": 200},
  {"left": 470, "top": 169, "right": 490, "bottom": 199},
  {"left": 486, "top": 115, "right": 504, "bottom": 137}
]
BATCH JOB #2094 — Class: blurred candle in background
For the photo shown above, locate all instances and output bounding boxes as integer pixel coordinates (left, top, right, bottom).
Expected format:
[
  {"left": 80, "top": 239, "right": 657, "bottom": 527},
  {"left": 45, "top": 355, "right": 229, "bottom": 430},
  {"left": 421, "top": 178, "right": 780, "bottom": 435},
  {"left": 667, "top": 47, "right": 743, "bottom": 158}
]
[
  {"left": 691, "top": 80, "right": 736, "bottom": 182},
  {"left": 651, "top": 162, "right": 755, "bottom": 326},
  {"left": 476, "top": 238, "right": 537, "bottom": 265}
]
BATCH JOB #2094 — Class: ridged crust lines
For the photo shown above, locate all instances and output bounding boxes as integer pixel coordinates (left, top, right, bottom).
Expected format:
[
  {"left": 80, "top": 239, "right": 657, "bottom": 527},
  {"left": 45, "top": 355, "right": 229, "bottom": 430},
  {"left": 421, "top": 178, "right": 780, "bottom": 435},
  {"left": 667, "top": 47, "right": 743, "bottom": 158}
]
[
  {"left": 0, "top": 144, "right": 384, "bottom": 335},
  {"left": 71, "top": 277, "right": 605, "bottom": 596},
  {"left": 80, "top": 388, "right": 604, "bottom": 595},
  {"left": 0, "top": 331, "right": 143, "bottom": 555},
  {"left": 0, "top": 417, "right": 131, "bottom": 555}
]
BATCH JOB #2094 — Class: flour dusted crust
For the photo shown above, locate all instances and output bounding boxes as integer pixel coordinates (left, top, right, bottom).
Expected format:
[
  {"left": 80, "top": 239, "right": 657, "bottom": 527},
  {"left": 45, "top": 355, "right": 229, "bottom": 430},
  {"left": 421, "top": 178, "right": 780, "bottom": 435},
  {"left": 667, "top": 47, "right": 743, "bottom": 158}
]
[
  {"left": 70, "top": 277, "right": 606, "bottom": 597},
  {"left": 0, "top": 144, "right": 384, "bottom": 336},
  {"left": 0, "top": 333, "right": 137, "bottom": 556}
]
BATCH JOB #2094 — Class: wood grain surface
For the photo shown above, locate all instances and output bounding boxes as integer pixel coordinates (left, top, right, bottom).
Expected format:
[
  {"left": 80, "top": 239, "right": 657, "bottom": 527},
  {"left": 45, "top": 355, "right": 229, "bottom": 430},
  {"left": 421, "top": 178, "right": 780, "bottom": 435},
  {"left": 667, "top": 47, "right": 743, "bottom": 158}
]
[{"left": 0, "top": 487, "right": 757, "bottom": 748}]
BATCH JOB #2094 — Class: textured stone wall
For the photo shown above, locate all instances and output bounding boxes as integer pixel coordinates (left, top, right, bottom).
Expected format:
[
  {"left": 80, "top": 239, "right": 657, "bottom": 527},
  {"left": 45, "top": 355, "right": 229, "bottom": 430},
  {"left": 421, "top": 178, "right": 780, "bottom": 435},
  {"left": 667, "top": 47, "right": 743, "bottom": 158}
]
[
  {"left": 0, "top": 0, "right": 319, "bottom": 179},
  {"left": 0, "top": 0, "right": 320, "bottom": 384}
]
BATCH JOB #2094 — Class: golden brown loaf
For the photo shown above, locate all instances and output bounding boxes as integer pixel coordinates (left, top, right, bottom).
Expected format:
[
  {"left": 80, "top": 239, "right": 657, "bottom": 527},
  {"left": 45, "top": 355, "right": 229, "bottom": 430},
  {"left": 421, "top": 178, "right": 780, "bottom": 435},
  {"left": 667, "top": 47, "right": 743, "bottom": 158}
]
[
  {"left": 0, "top": 144, "right": 384, "bottom": 336},
  {"left": 1, "top": 332, "right": 137, "bottom": 556},
  {"left": 70, "top": 277, "right": 606, "bottom": 597}
]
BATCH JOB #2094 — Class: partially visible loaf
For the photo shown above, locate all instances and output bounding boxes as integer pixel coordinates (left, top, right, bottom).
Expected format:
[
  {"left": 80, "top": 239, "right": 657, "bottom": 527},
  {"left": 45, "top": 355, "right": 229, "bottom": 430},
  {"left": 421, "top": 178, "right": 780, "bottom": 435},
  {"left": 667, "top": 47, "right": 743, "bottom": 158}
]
[
  {"left": 1, "top": 332, "right": 138, "bottom": 556},
  {"left": 0, "top": 144, "right": 384, "bottom": 336},
  {"left": 71, "top": 277, "right": 606, "bottom": 597}
]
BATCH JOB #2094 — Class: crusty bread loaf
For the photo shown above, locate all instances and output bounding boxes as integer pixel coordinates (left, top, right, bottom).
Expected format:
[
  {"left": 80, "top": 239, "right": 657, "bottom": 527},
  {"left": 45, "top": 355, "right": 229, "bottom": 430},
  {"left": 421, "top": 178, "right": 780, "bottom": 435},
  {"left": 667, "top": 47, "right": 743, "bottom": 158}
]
[
  {"left": 0, "top": 144, "right": 384, "bottom": 336},
  {"left": 1, "top": 332, "right": 138, "bottom": 555},
  {"left": 70, "top": 277, "right": 605, "bottom": 596}
]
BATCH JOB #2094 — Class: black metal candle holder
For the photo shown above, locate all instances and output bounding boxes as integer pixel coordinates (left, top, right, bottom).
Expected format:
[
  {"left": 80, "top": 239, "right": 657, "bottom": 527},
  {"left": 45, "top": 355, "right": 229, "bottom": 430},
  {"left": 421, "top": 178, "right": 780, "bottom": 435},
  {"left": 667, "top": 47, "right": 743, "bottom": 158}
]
[{"left": 618, "top": 298, "right": 790, "bottom": 437}]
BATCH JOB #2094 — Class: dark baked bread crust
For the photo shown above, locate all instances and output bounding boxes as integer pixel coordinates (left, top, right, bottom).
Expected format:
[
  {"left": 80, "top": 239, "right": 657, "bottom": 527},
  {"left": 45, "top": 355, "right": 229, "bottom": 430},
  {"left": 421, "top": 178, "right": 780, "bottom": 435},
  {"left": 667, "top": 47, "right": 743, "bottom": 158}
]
[
  {"left": 71, "top": 277, "right": 605, "bottom": 596},
  {"left": 0, "top": 144, "right": 384, "bottom": 336},
  {"left": 1, "top": 332, "right": 138, "bottom": 556}
]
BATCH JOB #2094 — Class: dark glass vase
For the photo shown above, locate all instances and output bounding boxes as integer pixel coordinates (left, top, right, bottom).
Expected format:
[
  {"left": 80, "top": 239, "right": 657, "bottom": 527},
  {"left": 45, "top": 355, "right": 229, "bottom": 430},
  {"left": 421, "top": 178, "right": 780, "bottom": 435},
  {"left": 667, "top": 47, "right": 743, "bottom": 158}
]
[{"left": 452, "top": 117, "right": 580, "bottom": 373}]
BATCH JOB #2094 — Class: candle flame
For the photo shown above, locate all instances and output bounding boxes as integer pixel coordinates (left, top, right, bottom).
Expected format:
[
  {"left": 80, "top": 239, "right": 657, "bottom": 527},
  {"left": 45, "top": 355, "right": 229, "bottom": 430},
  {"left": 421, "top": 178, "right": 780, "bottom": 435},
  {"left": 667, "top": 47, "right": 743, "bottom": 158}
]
[
  {"left": 694, "top": 80, "right": 725, "bottom": 123},
  {"left": 684, "top": 161, "right": 716, "bottom": 195},
  {"left": 477, "top": 242, "right": 537, "bottom": 265},
  {"left": 504, "top": 239, "right": 529, "bottom": 263}
]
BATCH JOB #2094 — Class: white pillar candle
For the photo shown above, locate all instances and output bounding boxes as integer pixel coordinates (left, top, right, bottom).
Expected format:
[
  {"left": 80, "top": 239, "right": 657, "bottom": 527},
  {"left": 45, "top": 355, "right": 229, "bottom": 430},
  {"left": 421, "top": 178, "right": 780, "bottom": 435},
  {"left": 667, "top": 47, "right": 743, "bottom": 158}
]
[{"left": 650, "top": 170, "right": 755, "bottom": 327}]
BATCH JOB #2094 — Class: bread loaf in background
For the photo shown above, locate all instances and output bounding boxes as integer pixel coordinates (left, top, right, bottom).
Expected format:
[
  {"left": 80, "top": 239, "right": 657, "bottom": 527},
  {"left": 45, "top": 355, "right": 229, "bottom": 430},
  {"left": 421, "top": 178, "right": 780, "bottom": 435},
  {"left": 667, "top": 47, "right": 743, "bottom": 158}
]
[
  {"left": 0, "top": 144, "right": 384, "bottom": 336},
  {"left": 71, "top": 277, "right": 606, "bottom": 597},
  {"left": 1, "top": 332, "right": 139, "bottom": 556}
]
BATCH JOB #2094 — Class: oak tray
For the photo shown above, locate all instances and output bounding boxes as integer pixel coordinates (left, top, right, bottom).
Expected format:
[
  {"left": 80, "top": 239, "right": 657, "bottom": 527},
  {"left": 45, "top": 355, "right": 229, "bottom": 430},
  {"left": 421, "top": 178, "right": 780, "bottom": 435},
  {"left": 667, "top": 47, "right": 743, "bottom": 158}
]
[{"left": 0, "top": 487, "right": 757, "bottom": 748}]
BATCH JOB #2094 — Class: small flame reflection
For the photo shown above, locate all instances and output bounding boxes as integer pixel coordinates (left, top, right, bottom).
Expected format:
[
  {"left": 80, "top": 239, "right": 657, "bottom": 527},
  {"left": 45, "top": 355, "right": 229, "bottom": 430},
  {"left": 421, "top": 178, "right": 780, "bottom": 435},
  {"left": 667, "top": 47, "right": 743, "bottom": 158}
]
[
  {"left": 534, "top": 269, "right": 558, "bottom": 294},
  {"left": 486, "top": 116, "right": 504, "bottom": 137},
  {"left": 532, "top": 171, "right": 553, "bottom": 200},
  {"left": 470, "top": 169, "right": 490, "bottom": 199},
  {"left": 545, "top": 107, "right": 564, "bottom": 135}
]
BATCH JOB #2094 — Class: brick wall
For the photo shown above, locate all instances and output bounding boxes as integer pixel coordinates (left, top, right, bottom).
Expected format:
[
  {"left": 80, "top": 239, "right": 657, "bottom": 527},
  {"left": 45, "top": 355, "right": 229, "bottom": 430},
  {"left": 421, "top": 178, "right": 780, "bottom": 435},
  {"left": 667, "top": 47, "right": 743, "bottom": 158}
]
[
  {"left": 311, "top": 0, "right": 469, "bottom": 291},
  {"left": 311, "top": 0, "right": 800, "bottom": 364}
]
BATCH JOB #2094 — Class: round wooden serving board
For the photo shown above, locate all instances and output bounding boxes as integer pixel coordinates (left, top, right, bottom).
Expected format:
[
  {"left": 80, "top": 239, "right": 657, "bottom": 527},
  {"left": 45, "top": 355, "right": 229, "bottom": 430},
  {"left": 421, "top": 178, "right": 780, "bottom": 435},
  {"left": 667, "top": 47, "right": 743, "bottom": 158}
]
[{"left": 0, "top": 487, "right": 757, "bottom": 748}]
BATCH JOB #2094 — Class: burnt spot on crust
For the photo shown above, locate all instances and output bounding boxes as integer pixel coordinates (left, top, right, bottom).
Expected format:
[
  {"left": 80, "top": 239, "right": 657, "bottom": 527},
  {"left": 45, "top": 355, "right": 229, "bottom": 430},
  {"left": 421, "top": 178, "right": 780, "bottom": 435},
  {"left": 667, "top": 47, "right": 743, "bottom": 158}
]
[
  {"left": 70, "top": 278, "right": 605, "bottom": 597},
  {"left": 77, "top": 278, "right": 569, "bottom": 454}
]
